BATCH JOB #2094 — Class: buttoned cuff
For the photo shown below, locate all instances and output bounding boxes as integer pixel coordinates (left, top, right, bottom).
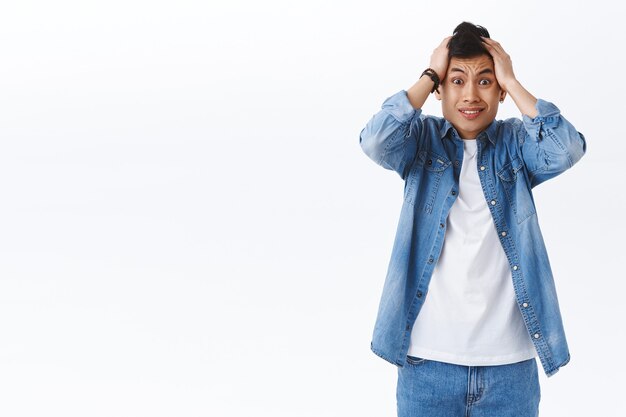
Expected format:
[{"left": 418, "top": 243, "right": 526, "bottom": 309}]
[
  {"left": 381, "top": 90, "right": 421, "bottom": 124},
  {"left": 522, "top": 99, "right": 561, "bottom": 140}
]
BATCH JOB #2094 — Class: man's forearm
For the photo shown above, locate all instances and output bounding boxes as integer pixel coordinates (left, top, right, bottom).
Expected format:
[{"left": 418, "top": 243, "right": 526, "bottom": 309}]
[
  {"left": 503, "top": 79, "right": 539, "bottom": 119},
  {"left": 406, "top": 75, "right": 436, "bottom": 110}
]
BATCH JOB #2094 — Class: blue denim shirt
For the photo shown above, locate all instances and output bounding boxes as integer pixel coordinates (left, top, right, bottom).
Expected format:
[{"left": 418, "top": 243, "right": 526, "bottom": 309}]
[{"left": 359, "top": 90, "right": 586, "bottom": 377}]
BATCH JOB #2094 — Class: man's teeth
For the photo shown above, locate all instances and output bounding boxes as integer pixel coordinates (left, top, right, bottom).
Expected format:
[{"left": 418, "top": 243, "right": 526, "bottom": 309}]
[{"left": 461, "top": 110, "right": 481, "bottom": 114}]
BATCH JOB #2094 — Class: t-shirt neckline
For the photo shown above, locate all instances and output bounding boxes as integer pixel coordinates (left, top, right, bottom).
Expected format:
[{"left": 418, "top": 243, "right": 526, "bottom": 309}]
[{"left": 463, "top": 139, "right": 478, "bottom": 158}]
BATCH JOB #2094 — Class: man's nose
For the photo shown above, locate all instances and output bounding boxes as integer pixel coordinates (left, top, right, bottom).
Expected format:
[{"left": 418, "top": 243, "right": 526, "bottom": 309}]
[{"left": 463, "top": 83, "right": 479, "bottom": 102}]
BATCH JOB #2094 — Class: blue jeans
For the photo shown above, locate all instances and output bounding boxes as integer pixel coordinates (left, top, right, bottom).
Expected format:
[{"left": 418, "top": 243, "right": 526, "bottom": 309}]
[{"left": 397, "top": 356, "right": 540, "bottom": 417}]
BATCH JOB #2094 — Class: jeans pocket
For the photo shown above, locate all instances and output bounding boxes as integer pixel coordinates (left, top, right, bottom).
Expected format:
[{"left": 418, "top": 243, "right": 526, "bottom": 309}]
[{"left": 405, "top": 355, "right": 427, "bottom": 366}]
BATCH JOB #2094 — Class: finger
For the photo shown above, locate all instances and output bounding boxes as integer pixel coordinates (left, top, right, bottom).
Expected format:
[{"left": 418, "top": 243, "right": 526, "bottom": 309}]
[
  {"left": 481, "top": 37, "right": 506, "bottom": 54},
  {"left": 481, "top": 36, "right": 500, "bottom": 45},
  {"left": 481, "top": 41, "right": 506, "bottom": 59},
  {"left": 481, "top": 41, "right": 500, "bottom": 57},
  {"left": 481, "top": 37, "right": 499, "bottom": 48},
  {"left": 480, "top": 37, "right": 494, "bottom": 47}
]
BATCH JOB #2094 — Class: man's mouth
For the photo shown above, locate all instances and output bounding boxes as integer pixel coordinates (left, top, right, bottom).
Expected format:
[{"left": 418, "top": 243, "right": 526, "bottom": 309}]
[{"left": 458, "top": 108, "right": 484, "bottom": 120}]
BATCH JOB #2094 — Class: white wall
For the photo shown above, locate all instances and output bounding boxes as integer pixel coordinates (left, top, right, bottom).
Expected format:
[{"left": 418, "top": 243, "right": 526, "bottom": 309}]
[{"left": 0, "top": 0, "right": 623, "bottom": 416}]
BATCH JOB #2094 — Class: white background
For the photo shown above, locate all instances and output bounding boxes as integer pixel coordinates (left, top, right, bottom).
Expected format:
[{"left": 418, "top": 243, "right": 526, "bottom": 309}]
[{"left": 0, "top": 0, "right": 624, "bottom": 416}]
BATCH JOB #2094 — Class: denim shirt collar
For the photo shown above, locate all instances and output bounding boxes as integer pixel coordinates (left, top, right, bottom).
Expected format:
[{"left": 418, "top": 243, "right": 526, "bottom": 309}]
[{"left": 439, "top": 119, "right": 498, "bottom": 145}]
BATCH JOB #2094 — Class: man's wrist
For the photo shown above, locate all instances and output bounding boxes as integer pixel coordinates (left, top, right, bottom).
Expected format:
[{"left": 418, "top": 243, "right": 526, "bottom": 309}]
[{"left": 420, "top": 68, "right": 440, "bottom": 94}]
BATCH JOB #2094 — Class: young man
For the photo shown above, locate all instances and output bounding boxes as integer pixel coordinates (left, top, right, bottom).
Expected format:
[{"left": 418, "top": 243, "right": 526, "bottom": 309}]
[{"left": 359, "top": 22, "right": 586, "bottom": 416}]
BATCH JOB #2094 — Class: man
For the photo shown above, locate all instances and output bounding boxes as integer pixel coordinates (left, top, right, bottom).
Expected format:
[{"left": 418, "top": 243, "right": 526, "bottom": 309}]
[{"left": 359, "top": 22, "right": 586, "bottom": 416}]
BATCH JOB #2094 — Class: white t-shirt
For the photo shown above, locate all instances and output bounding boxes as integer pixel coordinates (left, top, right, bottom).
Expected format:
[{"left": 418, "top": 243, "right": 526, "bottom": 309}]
[{"left": 408, "top": 139, "right": 536, "bottom": 366}]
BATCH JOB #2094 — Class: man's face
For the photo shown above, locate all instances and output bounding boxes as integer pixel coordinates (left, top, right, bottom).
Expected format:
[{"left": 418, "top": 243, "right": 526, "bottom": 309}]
[{"left": 436, "top": 54, "right": 506, "bottom": 139}]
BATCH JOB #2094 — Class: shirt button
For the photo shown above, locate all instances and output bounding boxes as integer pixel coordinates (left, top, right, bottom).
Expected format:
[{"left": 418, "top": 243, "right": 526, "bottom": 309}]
[
  {"left": 454, "top": 160, "right": 460, "bottom": 167},
  {"left": 451, "top": 190, "right": 457, "bottom": 196},
  {"left": 428, "top": 258, "right": 434, "bottom": 264},
  {"left": 501, "top": 231, "right": 507, "bottom": 237},
  {"left": 534, "top": 333, "right": 540, "bottom": 339},
  {"left": 427, "top": 159, "right": 432, "bottom": 166},
  {"left": 440, "top": 223, "right": 445, "bottom": 228},
  {"left": 480, "top": 166, "right": 486, "bottom": 171},
  {"left": 406, "top": 324, "right": 410, "bottom": 331},
  {"left": 490, "top": 200, "right": 496, "bottom": 206},
  {"left": 417, "top": 291, "right": 423, "bottom": 298},
  {"left": 522, "top": 302, "right": 529, "bottom": 308},
  {"left": 513, "top": 265, "right": 519, "bottom": 271}
]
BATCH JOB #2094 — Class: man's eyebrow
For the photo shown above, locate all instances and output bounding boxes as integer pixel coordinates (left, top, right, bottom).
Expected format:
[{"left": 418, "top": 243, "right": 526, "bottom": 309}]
[{"left": 448, "top": 68, "right": 494, "bottom": 75}]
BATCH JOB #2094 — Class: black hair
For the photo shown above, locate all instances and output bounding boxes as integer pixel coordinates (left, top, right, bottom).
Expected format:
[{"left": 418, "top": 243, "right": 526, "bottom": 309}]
[{"left": 447, "top": 22, "right": 491, "bottom": 59}]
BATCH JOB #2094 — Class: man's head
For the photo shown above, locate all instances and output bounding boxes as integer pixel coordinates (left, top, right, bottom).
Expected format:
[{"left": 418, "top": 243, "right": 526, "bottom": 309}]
[{"left": 435, "top": 22, "right": 506, "bottom": 139}]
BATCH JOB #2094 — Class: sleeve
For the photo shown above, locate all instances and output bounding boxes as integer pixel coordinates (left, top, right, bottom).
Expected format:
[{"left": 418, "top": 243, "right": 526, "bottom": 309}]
[
  {"left": 359, "top": 90, "right": 423, "bottom": 180},
  {"left": 518, "top": 99, "right": 586, "bottom": 188}
]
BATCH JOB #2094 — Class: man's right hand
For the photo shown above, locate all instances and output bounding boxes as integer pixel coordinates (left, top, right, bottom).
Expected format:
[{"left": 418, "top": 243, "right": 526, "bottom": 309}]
[
  {"left": 429, "top": 36, "right": 451, "bottom": 80},
  {"left": 406, "top": 36, "right": 451, "bottom": 110}
]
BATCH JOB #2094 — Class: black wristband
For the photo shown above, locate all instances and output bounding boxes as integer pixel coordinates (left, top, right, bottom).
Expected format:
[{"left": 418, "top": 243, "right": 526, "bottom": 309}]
[{"left": 421, "top": 68, "right": 440, "bottom": 94}]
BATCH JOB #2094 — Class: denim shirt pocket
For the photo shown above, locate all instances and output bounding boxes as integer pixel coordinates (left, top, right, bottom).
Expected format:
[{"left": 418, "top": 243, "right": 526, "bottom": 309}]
[
  {"left": 497, "top": 155, "right": 536, "bottom": 224},
  {"left": 405, "top": 150, "right": 451, "bottom": 213}
]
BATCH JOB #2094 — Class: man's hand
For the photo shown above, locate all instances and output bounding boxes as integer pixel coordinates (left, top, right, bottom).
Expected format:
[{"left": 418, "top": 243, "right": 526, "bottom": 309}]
[
  {"left": 480, "top": 37, "right": 517, "bottom": 91},
  {"left": 406, "top": 36, "right": 451, "bottom": 110},
  {"left": 481, "top": 37, "right": 538, "bottom": 118},
  {"left": 430, "top": 36, "right": 452, "bottom": 80}
]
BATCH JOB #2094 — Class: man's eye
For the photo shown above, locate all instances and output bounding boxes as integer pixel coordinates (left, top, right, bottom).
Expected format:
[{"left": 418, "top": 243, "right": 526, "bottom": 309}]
[
  {"left": 452, "top": 79, "right": 463, "bottom": 85},
  {"left": 479, "top": 79, "right": 491, "bottom": 85}
]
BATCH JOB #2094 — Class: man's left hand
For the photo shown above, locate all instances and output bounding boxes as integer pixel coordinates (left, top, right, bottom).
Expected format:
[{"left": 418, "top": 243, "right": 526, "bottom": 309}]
[{"left": 481, "top": 37, "right": 517, "bottom": 91}]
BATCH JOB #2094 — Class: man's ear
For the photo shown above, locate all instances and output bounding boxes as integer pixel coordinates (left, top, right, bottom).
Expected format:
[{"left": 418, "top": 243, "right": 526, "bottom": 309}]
[
  {"left": 499, "top": 90, "right": 507, "bottom": 103},
  {"left": 434, "top": 89, "right": 442, "bottom": 101}
]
